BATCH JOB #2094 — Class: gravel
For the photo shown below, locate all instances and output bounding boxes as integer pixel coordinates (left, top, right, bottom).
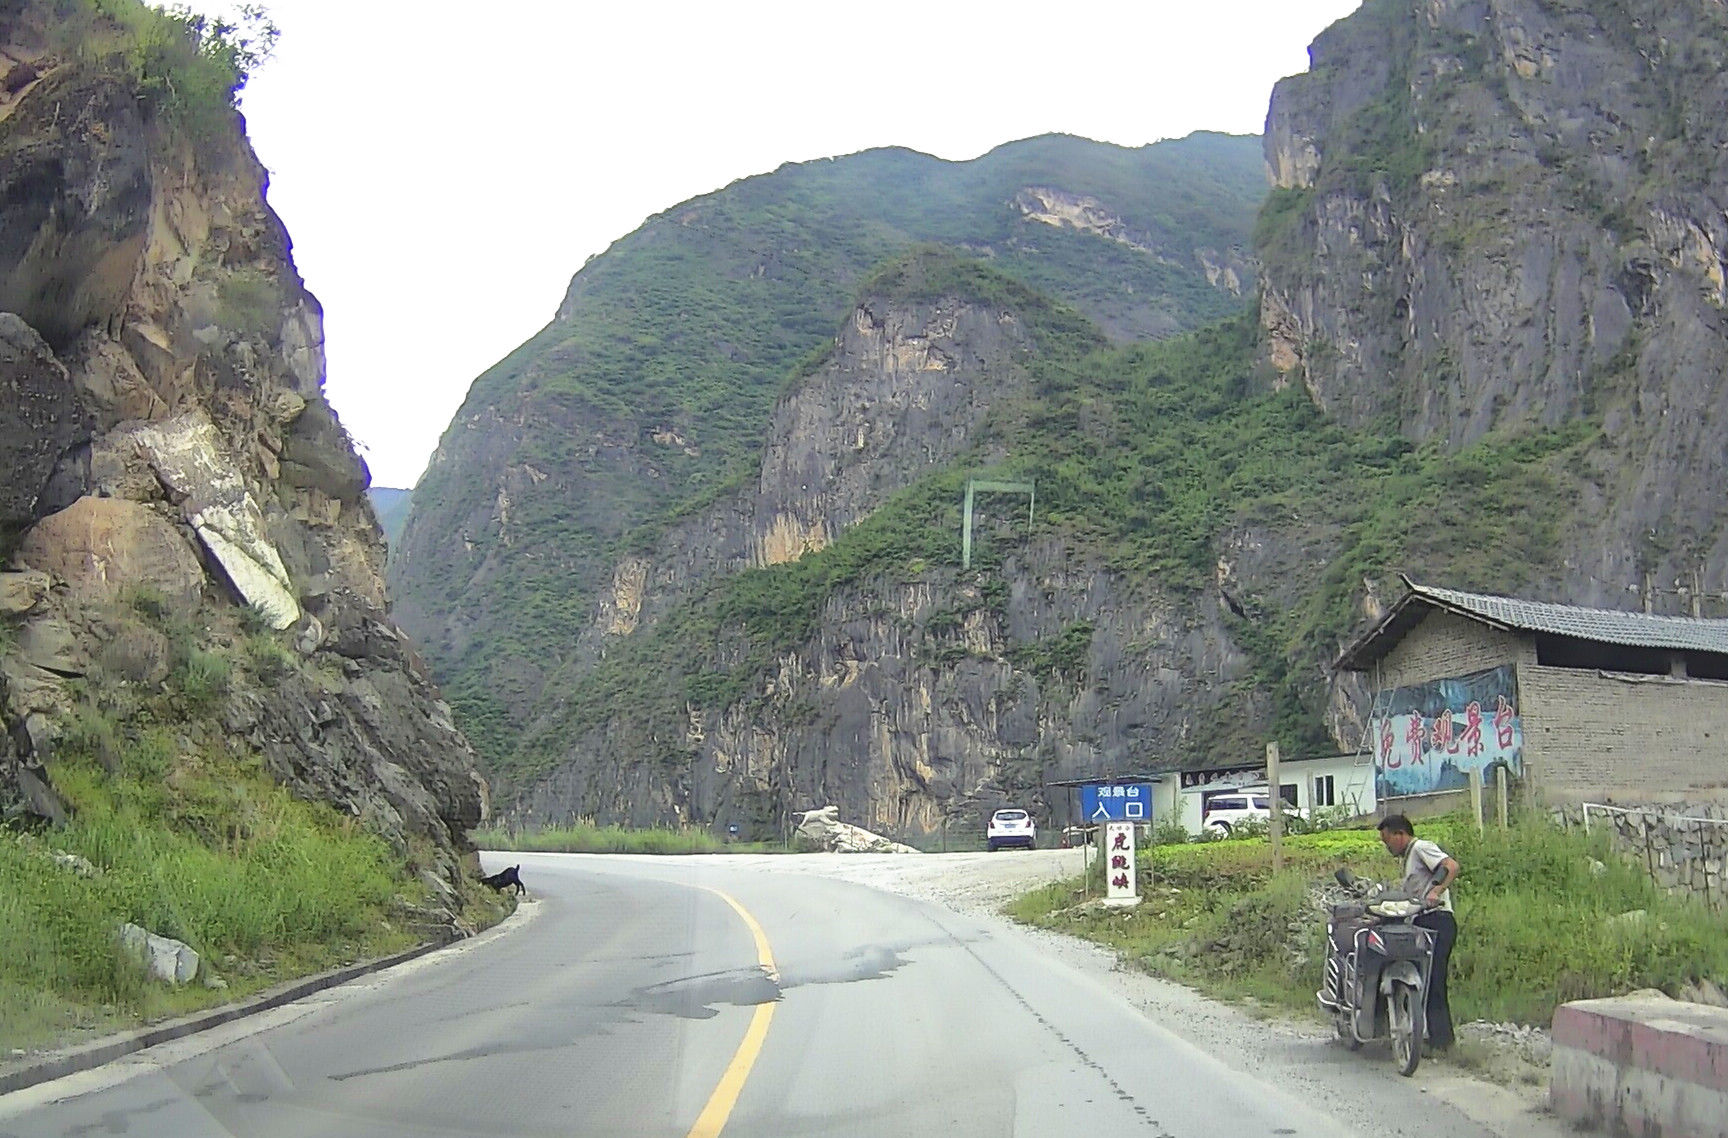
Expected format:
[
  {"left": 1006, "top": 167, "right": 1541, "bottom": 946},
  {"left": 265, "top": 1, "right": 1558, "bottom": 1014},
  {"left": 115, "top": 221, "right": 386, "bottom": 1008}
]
[{"left": 777, "top": 848, "right": 1571, "bottom": 1138}]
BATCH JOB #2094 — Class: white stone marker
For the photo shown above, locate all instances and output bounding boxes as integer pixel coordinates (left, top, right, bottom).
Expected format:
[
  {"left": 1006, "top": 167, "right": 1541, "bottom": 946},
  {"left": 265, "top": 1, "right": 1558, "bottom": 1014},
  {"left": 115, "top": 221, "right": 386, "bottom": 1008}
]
[{"left": 1102, "top": 820, "right": 1139, "bottom": 907}]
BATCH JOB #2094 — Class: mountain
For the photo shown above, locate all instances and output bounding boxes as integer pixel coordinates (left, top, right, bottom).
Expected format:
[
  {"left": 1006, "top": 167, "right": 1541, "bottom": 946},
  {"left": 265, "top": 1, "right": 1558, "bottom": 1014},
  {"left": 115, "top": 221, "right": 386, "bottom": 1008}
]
[
  {"left": 401, "top": 0, "right": 1728, "bottom": 840},
  {"left": 1258, "top": 0, "right": 1728, "bottom": 605},
  {"left": 0, "top": 0, "right": 495, "bottom": 1027},
  {"left": 368, "top": 487, "right": 413, "bottom": 548},
  {"left": 390, "top": 132, "right": 1270, "bottom": 769}
]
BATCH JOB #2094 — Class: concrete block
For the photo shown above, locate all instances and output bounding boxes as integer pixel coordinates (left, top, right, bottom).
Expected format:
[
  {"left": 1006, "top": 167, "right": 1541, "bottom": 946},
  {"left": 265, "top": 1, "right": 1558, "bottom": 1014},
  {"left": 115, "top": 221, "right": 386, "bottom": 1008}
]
[{"left": 1551, "top": 995, "right": 1728, "bottom": 1138}]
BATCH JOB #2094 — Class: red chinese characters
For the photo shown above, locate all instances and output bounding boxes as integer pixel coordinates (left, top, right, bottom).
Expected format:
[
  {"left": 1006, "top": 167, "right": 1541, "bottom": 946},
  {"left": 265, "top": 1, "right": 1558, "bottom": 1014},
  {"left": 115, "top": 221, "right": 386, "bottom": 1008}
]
[
  {"left": 1404, "top": 713, "right": 1427, "bottom": 766},
  {"left": 1459, "top": 700, "right": 1484, "bottom": 757},
  {"left": 1111, "top": 854, "right": 1128, "bottom": 870},
  {"left": 1112, "top": 832, "right": 1129, "bottom": 851},
  {"left": 1111, "top": 874, "right": 1130, "bottom": 890},
  {"left": 1430, "top": 707, "right": 1459, "bottom": 755},
  {"left": 1494, "top": 695, "right": 1516, "bottom": 748}
]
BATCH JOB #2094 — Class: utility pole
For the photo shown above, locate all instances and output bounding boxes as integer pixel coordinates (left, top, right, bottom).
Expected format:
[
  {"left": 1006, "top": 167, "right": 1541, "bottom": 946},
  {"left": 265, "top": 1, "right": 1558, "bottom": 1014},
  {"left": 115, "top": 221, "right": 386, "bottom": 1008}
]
[{"left": 1267, "top": 741, "right": 1282, "bottom": 873}]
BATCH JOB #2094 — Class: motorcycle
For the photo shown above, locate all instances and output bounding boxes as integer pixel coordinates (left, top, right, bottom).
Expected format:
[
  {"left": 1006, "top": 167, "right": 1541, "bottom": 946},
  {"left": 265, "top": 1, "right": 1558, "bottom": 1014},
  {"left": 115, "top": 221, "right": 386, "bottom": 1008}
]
[{"left": 1316, "top": 867, "right": 1435, "bottom": 1076}]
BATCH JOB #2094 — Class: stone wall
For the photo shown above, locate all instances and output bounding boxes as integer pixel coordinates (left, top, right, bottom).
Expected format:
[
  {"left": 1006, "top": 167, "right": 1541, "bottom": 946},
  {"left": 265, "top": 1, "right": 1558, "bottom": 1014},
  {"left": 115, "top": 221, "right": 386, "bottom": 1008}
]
[{"left": 1553, "top": 802, "right": 1728, "bottom": 910}]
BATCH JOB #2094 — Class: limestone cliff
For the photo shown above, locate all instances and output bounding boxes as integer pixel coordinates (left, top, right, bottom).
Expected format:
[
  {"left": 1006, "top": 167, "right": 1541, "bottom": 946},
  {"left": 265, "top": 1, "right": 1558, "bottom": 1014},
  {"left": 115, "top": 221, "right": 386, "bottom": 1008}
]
[
  {"left": 1259, "top": 0, "right": 1728, "bottom": 606},
  {"left": 0, "top": 4, "right": 485, "bottom": 906}
]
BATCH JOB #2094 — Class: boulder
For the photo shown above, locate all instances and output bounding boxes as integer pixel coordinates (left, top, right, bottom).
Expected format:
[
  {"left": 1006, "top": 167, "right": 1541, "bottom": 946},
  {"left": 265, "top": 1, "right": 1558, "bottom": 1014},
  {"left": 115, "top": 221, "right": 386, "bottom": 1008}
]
[
  {"left": 0, "top": 570, "right": 49, "bottom": 616},
  {"left": 118, "top": 922, "right": 199, "bottom": 985},
  {"left": 120, "top": 413, "right": 299, "bottom": 629},
  {"left": 18, "top": 496, "right": 203, "bottom": 608},
  {"left": 279, "top": 398, "right": 369, "bottom": 500},
  {"left": 15, "top": 614, "right": 86, "bottom": 676},
  {"left": 0, "top": 313, "right": 86, "bottom": 535},
  {"left": 796, "top": 805, "right": 919, "bottom": 854}
]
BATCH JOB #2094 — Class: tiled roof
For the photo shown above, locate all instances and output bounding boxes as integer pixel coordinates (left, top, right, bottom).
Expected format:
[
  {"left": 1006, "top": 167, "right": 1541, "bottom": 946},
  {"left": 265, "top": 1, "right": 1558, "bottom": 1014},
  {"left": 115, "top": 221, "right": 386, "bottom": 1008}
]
[{"left": 1334, "top": 578, "right": 1728, "bottom": 670}]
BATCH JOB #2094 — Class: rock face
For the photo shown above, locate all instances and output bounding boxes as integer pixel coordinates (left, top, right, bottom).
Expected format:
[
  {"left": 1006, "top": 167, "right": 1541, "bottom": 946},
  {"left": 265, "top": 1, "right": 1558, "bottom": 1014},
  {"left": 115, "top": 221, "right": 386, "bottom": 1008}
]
[
  {"left": 505, "top": 268, "right": 1270, "bottom": 837},
  {"left": 1258, "top": 0, "right": 1728, "bottom": 604},
  {"left": 0, "top": 5, "right": 485, "bottom": 898},
  {"left": 391, "top": 133, "right": 1267, "bottom": 770}
]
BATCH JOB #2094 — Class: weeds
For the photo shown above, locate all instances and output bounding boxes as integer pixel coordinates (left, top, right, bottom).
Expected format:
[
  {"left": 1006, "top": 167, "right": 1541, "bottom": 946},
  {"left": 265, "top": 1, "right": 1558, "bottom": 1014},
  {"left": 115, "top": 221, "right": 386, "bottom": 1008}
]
[
  {"left": 1009, "top": 816, "right": 1728, "bottom": 1026},
  {"left": 473, "top": 822, "right": 778, "bottom": 855}
]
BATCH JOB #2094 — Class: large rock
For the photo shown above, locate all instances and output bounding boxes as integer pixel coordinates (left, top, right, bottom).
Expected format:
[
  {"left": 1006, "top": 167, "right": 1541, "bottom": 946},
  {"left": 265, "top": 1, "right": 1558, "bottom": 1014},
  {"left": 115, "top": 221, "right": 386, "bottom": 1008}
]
[
  {"left": 280, "top": 398, "right": 370, "bottom": 500},
  {"left": 796, "top": 806, "right": 919, "bottom": 854},
  {"left": 17, "top": 496, "right": 204, "bottom": 608},
  {"left": 0, "top": 70, "right": 150, "bottom": 348},
  {"left": 119, "top": 412, "right": 300, "bottom": 629},
  {"left": 0, "top": 313, "right": 85, "bottom": 537},
  {"left": 118, "top": 923, "right": 199, "bottom": 985},
  {"left": 0, "top": 570, "right": 49, "bottom": 616}
]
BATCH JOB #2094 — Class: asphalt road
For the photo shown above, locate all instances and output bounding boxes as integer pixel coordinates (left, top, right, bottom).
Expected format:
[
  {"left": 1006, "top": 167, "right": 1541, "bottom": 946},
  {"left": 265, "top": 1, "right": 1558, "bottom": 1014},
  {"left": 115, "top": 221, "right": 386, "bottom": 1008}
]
[{"left": 0, "top": 852, "right": 1514, "bottom": 1137}]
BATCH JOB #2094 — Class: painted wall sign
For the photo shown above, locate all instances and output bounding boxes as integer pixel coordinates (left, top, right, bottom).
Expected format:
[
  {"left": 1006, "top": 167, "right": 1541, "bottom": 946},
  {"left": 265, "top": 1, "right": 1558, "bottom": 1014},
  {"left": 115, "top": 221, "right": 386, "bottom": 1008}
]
[{"left": 1372, "top": 664, "right": 1522, "bottom": 798}]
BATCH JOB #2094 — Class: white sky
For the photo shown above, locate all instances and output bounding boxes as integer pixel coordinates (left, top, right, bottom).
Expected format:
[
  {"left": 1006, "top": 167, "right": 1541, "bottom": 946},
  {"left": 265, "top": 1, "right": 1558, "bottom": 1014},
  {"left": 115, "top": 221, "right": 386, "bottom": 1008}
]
[{"left": 234, "top": 1, "right": 1362, "bottom": 489}]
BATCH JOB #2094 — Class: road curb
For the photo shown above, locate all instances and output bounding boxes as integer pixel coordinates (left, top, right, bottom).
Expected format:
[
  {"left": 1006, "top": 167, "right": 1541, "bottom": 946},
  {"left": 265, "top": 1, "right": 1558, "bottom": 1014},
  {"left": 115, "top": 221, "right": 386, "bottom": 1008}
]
[{"left": 0, "top": 905, "right": 520, "bottom": 1098}]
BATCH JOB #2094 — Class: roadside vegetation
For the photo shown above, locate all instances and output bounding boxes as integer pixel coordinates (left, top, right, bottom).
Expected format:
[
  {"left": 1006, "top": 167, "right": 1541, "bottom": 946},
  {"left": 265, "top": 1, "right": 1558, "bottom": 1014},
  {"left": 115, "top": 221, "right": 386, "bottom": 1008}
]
[
  {"left": 1007, "top": 815, "right": 1728, "bottom": 1027},
  {"left": 0, "top": 595, "right": 499, "bottom": 1055},
  {"left": 473, "top": 821, "right": 785, "bottom": 855}
]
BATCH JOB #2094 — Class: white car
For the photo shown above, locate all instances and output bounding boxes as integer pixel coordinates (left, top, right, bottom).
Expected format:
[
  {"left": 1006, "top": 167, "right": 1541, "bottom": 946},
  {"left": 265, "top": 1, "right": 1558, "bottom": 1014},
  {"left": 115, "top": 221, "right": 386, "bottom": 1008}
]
[
  {"left": 1200, "top": 791, "right": 1273, "bottom": 837},
  {"left": 987, "top": 808, "right": 1037, "bottom": 851}
]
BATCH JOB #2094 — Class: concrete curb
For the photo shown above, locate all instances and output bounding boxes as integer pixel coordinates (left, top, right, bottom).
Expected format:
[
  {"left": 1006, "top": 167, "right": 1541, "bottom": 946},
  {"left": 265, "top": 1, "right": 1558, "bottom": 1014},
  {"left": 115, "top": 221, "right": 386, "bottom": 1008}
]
[{"left": 1, "top": 927, "right": 472, "bottom": 1098}]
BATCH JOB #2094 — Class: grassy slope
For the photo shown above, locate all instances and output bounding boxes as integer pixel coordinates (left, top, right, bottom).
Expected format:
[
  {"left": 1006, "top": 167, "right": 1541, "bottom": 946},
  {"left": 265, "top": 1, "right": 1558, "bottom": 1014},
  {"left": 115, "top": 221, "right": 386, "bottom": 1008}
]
[
  {"left": 1007, "top": 818, "right": 1728, "bottom": 1027},
  {"left": 0, "top": 598, "right": 505, "bottom": 1053},
  {"left": 400, "top": 134, "right": 1268, "bottom": 766},
  {"left": 496, "top": 251, "right": 1595, "bottom": 785}
]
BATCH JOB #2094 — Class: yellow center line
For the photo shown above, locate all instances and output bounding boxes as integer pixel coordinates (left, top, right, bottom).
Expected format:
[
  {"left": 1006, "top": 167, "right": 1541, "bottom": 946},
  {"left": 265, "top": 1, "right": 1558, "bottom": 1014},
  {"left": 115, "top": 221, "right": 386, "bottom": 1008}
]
[{"left": 685, "top": 886, "right": 778, "bottom": 1138}]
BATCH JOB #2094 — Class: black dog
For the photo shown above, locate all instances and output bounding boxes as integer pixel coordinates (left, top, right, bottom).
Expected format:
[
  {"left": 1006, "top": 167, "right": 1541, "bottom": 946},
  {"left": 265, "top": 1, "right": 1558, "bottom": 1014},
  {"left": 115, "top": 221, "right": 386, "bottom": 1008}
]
[{"left": 480, "top": 864, "right": 526, "bottom": 896}]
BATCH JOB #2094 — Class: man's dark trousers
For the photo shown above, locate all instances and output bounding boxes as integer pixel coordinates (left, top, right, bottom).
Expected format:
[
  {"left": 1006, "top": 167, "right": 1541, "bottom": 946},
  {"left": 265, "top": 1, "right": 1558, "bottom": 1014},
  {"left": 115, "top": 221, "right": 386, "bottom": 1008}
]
[{"left": 1414, "top": 909, "right": 1456, "bottom": 1049}]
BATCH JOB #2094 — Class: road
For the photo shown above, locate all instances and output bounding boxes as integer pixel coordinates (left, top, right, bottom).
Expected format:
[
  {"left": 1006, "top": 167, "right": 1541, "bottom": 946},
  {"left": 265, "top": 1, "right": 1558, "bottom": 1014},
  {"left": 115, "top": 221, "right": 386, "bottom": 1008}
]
[{"left": 0, "top": 851, "right": 1562, "bottom": 1137}]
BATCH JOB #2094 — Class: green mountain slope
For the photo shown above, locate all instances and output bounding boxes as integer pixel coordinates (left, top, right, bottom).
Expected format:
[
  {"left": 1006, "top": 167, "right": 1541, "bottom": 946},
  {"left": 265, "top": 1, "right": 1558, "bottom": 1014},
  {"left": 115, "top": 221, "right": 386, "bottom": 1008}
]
[
  {"left": 391, "top": 133, "right": 1268, "bottom": 767},
  {"left": 500, "top": 251, "right": 1590, "bottom": 827}
]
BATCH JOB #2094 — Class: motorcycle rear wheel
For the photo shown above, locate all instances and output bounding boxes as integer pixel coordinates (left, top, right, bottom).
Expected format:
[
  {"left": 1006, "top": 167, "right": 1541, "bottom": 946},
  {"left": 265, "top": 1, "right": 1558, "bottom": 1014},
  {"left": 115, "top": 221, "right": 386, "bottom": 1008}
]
[{"left": 1390, "top": 983, "right": 1423, "bottom": 1076}]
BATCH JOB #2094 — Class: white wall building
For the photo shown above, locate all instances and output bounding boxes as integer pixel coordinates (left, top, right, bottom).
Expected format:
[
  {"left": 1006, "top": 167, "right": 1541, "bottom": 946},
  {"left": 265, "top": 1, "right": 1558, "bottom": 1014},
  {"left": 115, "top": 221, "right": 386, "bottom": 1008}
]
[{"left": 1149, "top": 753, "right": 1376, "bottom": 837}]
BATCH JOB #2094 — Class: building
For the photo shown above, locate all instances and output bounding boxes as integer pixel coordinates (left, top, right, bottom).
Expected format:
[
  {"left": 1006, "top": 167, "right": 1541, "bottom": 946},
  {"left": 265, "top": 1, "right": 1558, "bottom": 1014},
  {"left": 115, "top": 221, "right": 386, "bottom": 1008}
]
[
  {"left": 1335, "top": 579, "right": 1728, "bottom": 806},
  {"left": 1148, "top": 753, "right": 1376, "bottom": 836}
]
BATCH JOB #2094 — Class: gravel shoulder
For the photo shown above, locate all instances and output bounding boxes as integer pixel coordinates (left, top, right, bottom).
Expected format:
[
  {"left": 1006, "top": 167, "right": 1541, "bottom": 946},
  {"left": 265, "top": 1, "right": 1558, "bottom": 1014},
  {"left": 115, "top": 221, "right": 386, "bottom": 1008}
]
[{"left": 764, "top": 848, "right": 1569, "bottom": 1138}]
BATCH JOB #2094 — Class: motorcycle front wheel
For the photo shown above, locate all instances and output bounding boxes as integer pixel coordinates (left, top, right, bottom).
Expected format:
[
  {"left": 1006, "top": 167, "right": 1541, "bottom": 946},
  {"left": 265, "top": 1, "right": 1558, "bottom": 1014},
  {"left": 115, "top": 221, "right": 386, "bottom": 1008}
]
[{"left": 1389, "top": 983, "right": 1424, "bottom": 1076}]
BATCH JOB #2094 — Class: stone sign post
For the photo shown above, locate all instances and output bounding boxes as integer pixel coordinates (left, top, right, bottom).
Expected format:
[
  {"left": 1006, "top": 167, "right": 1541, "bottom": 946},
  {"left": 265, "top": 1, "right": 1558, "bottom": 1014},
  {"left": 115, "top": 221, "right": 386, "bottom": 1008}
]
[{"left": 1102, "top": 821, "right": 1139, "bottom": 907}]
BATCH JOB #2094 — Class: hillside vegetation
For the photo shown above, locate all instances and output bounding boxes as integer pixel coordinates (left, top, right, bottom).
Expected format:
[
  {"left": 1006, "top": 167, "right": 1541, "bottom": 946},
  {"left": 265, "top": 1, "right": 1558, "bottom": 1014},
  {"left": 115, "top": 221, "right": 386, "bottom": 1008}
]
[
  {"left": 497, "top": 250, "right": 1595, "bottom": 790},
  {"left": 392, "top": 134, "right": 1268, "bottom": 769}
]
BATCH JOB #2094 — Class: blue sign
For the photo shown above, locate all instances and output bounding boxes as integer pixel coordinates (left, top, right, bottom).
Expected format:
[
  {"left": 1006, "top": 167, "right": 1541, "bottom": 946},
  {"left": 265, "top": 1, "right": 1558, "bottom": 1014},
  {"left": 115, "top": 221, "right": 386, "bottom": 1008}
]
[{"left": 1080, "top": 783, "right": 1152, "bottom": 822}]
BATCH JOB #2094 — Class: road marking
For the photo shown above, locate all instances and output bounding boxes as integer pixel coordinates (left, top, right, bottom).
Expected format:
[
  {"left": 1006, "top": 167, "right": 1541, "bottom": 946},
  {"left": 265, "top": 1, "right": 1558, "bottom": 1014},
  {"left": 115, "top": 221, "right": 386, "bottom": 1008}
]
[{"left": 685, "top": 887, "right": 778, "bottom": 1138}]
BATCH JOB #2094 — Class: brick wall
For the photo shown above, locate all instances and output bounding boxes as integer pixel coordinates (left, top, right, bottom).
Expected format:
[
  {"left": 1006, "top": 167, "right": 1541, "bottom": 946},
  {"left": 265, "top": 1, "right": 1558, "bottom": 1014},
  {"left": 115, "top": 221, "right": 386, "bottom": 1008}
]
[
  {"left": 1378, "top": 609, "right": 1532, "bottom": 690},
  {"left": 1520, "top": 665, "right": 1728, "bottom": 801}
]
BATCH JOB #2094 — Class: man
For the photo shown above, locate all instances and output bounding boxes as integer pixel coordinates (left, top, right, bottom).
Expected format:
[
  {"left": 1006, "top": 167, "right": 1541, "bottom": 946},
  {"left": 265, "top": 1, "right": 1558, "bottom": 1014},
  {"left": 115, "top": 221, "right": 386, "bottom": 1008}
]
[{"left": 1376, "top": 814, "right": 1459, "bottom": 1050}]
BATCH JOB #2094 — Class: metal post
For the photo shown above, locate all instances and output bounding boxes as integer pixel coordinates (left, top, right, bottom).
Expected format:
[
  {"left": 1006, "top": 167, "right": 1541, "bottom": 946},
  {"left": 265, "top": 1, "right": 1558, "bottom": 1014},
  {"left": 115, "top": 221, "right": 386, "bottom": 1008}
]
[{"left": 1267, "top": 741, "right": 1282, "bottom": 873}]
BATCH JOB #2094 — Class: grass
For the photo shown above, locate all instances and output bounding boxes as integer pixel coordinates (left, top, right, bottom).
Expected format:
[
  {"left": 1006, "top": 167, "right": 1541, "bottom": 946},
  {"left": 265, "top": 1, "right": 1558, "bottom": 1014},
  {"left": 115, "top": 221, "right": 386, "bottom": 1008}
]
[
  {"left": 1007, "top": 816, "right": 1728, "bottom": 1026},
  {"left": 473, "top": 822, "right": 784, "bottom": 855},
  {"left": 0, "top": 739, "right": 423, "bottom": 1051}
]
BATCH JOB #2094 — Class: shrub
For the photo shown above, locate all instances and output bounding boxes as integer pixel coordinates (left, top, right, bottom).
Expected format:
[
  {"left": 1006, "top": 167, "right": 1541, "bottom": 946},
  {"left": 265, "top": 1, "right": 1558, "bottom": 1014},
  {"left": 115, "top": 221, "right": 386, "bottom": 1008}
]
[{"left": 174, "top": 648, "right": 230, "bottom": 709}]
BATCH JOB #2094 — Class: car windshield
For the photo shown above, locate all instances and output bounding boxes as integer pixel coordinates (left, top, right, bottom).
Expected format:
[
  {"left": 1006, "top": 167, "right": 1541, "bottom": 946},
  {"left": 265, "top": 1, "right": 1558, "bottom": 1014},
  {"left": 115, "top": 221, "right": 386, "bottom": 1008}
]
[{"left": 995, "top": 810, "right": 1028, "bottom": 821}]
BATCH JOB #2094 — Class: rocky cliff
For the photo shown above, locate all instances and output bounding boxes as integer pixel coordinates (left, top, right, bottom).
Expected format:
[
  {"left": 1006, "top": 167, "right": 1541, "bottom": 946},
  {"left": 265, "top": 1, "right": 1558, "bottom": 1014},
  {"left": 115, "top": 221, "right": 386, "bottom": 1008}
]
[
  {"left": 1258, "top": 0, "right": 1728, "bottom": 607},
  {"left": 0, "top": 4, "right": 485, "bottom": 907},
  {"left": 390, "top": 133, "right": 1268, "bottom": 772},
  {"left": 497, "top": 257, "right": 1256, "bottom": 830},
  {"left": 406, "top": 0, "right": 1728, "bottom": 839}
]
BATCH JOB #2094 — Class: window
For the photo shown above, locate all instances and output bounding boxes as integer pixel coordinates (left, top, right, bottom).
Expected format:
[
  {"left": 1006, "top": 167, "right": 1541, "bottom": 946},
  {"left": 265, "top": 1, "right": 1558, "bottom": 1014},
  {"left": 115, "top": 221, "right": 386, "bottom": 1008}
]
[
  {"left": 1314, "top": 775, "right": 1336, "bottom": 807},
  {"left": 1279, "top": 783, "right": 1299, "bottom": 808}
]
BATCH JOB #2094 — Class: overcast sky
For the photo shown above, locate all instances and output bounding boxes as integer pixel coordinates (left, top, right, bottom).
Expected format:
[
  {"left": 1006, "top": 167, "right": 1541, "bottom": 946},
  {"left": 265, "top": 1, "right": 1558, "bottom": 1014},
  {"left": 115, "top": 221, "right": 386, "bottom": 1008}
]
[{"left": 233, "top": 0, "right": 1362, "bottom": 489}]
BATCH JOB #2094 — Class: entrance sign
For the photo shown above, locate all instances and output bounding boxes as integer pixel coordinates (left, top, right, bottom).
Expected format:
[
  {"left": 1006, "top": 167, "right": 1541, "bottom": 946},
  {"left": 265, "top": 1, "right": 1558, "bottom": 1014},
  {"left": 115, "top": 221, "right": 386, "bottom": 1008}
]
[
  {"left": 1102, "top": 821, "right": 1138, "bottom": 906},
  {"left": 1081, "top": 782, "right": 1151, "bottom": 822}
]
